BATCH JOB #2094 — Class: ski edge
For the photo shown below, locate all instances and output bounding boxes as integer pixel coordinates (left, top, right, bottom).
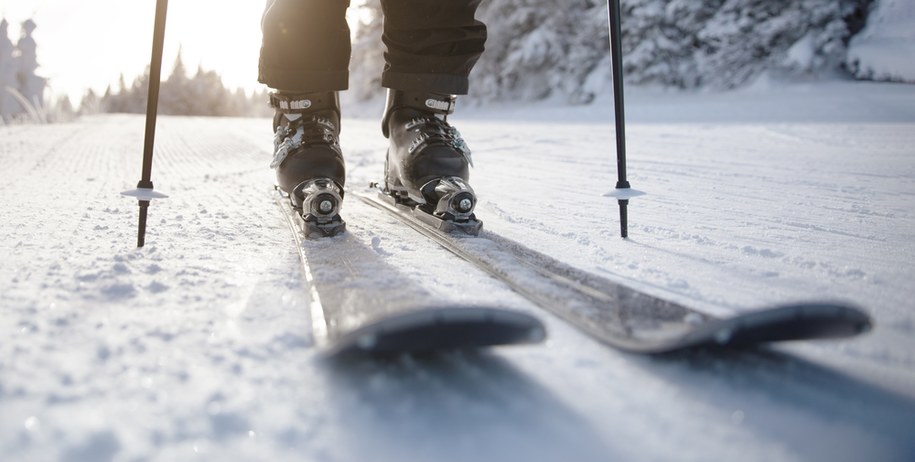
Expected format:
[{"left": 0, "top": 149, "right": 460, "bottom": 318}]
[{"left": 274, "top": 186, "right": 332, "bottom": 349}]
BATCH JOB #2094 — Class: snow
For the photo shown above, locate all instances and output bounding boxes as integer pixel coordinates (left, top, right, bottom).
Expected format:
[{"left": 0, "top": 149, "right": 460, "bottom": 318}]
[
  {"left": 2, "top": 79, "right": 915, "bottom": 461},
  {"left": 847, "top": 0, "right": 915, "bottom": 83}
]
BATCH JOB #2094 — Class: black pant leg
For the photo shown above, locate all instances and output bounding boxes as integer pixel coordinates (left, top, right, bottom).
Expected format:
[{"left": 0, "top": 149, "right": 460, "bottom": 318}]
[
  {"left": 380, "top": 0, "right": 487, "bottom": 95},
  {"left": 258, "top": 0, "right": 351, "bottom": 92}
]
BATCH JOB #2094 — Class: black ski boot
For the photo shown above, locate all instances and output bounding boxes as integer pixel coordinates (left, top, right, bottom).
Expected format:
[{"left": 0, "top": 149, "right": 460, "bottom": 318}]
[
  {"left": 381, "top": 90, "right": 482, "bottom": 235},
  {"left": 270, "top": 91, "right": 346, "bottom": 237}
]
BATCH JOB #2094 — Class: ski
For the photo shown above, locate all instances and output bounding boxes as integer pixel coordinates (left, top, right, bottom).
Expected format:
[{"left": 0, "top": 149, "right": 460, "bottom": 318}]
[
  {"left": 274, "top": 187, "right": 546, "bottom": 357},
  {"left": 354, "top": 188, "right": 873, "bottom": 354}
]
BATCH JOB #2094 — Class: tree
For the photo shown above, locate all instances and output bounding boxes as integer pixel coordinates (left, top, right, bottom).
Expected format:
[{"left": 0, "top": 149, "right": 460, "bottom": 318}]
[
  {"left": 348, "top": 0, "right": 877, "bottom": 104},
  {"left": 80, "top": 88, "right": 101, "bottom": 115},
  {"left": 14, "top": 19, "right": 47, "bottom": 111},
  {"left": 2, "top": 18, "right": 49, "bottom": 122},
  {"left": 87, "top": 48, "right": 271, "bottom": 118},
  {"left": 0, "top": 18, "right": 16, "bottom": 122}
]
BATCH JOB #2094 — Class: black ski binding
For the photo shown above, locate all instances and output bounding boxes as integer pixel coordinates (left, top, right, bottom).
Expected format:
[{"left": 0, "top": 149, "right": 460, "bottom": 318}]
[
  {"left": 373, "top": 177, "right": 483, "bottom": 235},
  {"left": 278, "top": 179, "right": 346, "bottom": 238}
]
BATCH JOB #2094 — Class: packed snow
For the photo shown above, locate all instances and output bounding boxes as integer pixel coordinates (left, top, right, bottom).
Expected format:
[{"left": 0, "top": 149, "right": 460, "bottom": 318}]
[{"left": 2, "top": 80, "right": 915, "bottom": 461}]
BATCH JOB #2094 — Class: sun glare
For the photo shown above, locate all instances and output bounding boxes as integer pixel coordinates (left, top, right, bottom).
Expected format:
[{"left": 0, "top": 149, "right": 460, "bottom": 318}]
[
  {"left": 162, "top": 1, "right": 266, "bottom": 94},
  {"left": 0, "top": 0, "right": 367, "bottom": 102},
  {"left": 1, "top": 0, "right": 259, "bottom": 100}
]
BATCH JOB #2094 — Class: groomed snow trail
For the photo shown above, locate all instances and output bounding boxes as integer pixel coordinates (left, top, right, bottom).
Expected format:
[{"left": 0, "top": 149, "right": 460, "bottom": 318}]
[{"left": 1, "top": 82, "right": 914, "bottom": 461}]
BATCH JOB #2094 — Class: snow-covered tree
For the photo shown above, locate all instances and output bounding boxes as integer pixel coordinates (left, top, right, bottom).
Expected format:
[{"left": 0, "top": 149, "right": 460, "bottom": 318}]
[
  {"left": 0, "top": 18, "right": 16, "bottom": 122},
  {"left": 79, "top": 88, "right": 101, "bottom": 115},
  {"left": 89, "top": 49, "right": 271, "bottom": 118},
  {"left": 693, "top": 0, "right": 869, "bottom": 87},
  {"left": 471, "top": 0, "right": 607, "bottom": 103},
  {"left": 102, "top": 74, "right": 128, "bottom": 113},
  {"left": 846, "top": 0, "right": 915, "bottom": 83},
  {"left": 160, "top": 50, "right": 192, "bottom": 115},
  {"left": 619, "top": 1, "right": 720, "bottom": 88},
  {"left": 1, "top": 18, "right": 49, "bottom": 122},
  {"left": 348, "top": 0, "right": 877, "bottom": 104},
  {"left": 47, "top": 94, "right": 76, "bottom": 122},
  {"left": 14, "top": 19, "right": 47, "bottom": 111}
]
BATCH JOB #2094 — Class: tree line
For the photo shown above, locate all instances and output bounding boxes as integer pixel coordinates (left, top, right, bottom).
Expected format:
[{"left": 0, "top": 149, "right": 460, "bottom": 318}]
[{"left": 82, "top": 51, "right": 271, "bottom": 118}]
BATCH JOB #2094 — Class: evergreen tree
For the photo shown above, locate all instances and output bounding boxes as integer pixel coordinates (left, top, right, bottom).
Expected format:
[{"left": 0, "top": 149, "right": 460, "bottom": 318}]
[
  {"left": 348, "top": 0, "right": 877, "bottom": 103},
  {"left": 14, "top": 19, "right": 47, "bottom": 111},
  {"left": 161, "top": 49, "right": 191, "bottom": 115},
  {"left": 87, "top": 48, "right": 271, "bottom": 118},
  {"left": 79, "top": 89, "right": 101, "bottom": 115},
  {"left": 0, "top": 18, "right": 16, "bottom": 122}
]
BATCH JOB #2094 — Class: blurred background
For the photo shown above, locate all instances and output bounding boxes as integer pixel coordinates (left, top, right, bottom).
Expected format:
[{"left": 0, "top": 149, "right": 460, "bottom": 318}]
[{"left": 0, "top": 0, "right": 912, "bottom": 122}]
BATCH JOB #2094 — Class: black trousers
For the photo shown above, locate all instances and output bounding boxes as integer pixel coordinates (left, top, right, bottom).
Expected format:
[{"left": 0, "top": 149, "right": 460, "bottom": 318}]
[{"left": 259, "top": 0, "right": 487, "bottom": 95}]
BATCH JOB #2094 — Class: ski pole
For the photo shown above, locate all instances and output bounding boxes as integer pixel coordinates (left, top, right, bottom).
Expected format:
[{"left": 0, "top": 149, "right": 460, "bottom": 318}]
[
  {"left": 604, "top": 0, "right": 643, "bottom": 238},
  {"left": 121, "top": 0, "right": 169, "bottom": 247}
]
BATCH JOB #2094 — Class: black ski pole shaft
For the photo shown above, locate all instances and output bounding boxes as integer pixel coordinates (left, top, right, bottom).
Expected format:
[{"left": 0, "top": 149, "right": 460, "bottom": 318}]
[
  {"left": 135, "top": 0, "right": 169, "bottom": 247},
  {"left": 608, "top": 0, "right": 631, "bottom": 238}
]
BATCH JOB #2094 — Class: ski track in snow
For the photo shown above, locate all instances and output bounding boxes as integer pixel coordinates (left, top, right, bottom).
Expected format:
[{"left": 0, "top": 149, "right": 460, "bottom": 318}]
[{"left": 2, "top": 83, "right": 915, "bottom": 461}]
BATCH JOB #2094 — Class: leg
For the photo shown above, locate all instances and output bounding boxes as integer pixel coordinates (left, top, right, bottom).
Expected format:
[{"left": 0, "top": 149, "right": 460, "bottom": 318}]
[
  {"left": 379, "top": 0, "right": 487, "bottom": 95},
  {"left": 379, "top": 0, "right": 486, "bottom": 234},
  {"left": 261, "top": 0, "right": 350, "bottom": 237},
  {"left": 259, "top": 0, "right": 351, "bottom": 92}
]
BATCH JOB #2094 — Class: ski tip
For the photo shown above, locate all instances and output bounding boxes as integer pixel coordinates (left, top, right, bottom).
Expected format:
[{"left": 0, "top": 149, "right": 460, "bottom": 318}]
[
  {"left": 323, "top": 306, "right": 546, "bottom": 358},
  {"left": 659, "top": 302, "right": 875, "bottom": 354}
]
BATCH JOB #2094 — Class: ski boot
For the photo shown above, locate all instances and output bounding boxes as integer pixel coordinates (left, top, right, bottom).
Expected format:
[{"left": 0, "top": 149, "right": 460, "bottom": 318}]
[
  {"left": 381, "top": 90, "right": 482, "bottom": 235},
  {"left": 270, "top": 91, "right": 346, "bottom": 237}
]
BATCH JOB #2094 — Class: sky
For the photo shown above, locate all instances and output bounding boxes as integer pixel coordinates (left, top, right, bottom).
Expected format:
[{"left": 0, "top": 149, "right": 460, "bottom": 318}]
[{"left": 1, "top": 0, "right": 365, "bottom": 103}]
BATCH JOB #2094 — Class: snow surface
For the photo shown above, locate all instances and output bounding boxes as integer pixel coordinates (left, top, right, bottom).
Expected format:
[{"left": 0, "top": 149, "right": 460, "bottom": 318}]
[{"left": 2, "top": 80, "right": 915, "bottom": 461}]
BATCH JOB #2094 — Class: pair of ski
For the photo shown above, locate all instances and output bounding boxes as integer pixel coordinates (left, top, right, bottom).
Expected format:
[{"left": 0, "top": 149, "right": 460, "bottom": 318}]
[{"left": 276, "top": 187, "right": 872, "bottom": 357}]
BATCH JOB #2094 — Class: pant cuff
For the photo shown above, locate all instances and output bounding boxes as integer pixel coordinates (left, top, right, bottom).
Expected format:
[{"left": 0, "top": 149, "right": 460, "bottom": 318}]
[
  {"left": 382, "top": 72, "right": 470, "bottom": 95},
  {"left": 258, "top": 67, "right": 349, "bottom": 93}
]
